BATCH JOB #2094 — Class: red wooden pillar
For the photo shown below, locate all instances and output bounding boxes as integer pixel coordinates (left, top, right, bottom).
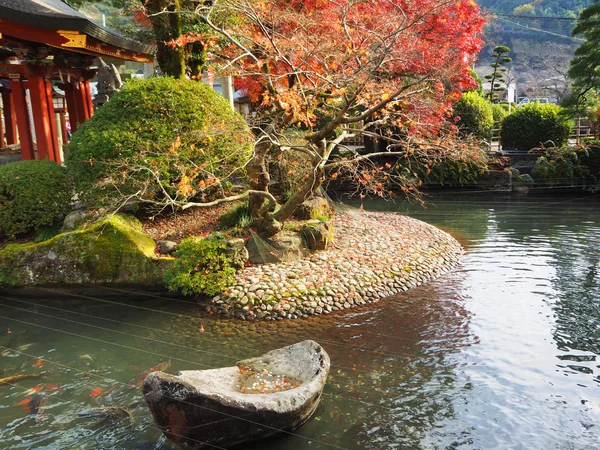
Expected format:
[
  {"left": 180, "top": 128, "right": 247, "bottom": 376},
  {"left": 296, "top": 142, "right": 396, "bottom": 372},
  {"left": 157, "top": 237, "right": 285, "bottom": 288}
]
[
  {"left": 83, "top": 79, "right": 94, "bottom": 119},
  {"left": 0, "top": 91, "right": 4, "bottom": 148},
  {"left": 43, "top": 78, "right": 61, "bottom": 163},
  {"left": 11, "top": 80, "right": 34, "bottom": 160},
  {"left": 75, "top": 81, "right": 90, "bottom": 124},
  {"left": 28, "top": 74, "right": 59, "bottom": 161},
  {"left": 59, "top": 111, "right": 68, "bottom": 146},
  {"left": 1, "top": 87, "right": 18, "bottom": 145},
  {"left": 62, "top": 82, "right": 81, "bottom": 133}
]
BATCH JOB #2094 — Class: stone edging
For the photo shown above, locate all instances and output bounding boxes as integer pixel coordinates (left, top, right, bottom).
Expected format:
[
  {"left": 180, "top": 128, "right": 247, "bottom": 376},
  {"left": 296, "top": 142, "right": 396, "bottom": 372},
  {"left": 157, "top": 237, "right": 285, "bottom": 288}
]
[{"left": 208, "top": 209, "right": 463, "bottom": 320}]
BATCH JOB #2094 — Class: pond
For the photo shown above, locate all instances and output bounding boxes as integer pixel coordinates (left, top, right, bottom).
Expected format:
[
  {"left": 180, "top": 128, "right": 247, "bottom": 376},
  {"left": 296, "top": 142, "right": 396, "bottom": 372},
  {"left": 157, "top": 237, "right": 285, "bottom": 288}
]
[{"left": 1, "top": 191, "right": 600, "bottom": 449}]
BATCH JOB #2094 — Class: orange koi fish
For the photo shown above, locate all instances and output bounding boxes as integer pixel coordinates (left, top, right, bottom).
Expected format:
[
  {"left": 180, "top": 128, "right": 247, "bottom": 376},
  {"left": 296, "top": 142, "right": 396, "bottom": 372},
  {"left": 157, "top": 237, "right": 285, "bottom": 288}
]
[
  {"left": 128, "top": 361, "right": 171, "bottom": 388},
  {"left": 90, "top": 387, "right": 104, "bottom": 399}
]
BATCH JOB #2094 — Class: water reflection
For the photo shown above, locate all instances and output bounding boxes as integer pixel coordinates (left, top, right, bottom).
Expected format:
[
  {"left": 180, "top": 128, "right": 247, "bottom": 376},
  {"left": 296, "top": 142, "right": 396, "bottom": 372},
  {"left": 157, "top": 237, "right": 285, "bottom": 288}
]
[
  {"left": 1, "top": 192, "right": 600, "bottom": 449},
  {"left": 355, "top": 192, "right": 600, "bottom": 448}
]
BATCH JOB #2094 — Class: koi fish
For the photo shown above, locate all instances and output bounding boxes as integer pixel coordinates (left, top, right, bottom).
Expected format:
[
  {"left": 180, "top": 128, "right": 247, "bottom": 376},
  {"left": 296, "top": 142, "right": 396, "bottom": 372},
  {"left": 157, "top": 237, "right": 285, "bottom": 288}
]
[
  {"left": 128, "top": 361, "right": 171, "bottom": 388},
  {"left": 19, "top": 393, "right": 46, "bottom": 415},
  {"left": 79, "top": 354, "right": 93, "bottom": 362},
  {"left": 34, "top": 359, "right": 43, "bottom": 368},
  {"left": 0, "top": 373, "right": 41, "bottom": 385},
  {"left": 22, "top": 385, "right": 43, "bottom": 396},
  {"left": 90, "top": 387, "right": 104, "bottom": 399}
]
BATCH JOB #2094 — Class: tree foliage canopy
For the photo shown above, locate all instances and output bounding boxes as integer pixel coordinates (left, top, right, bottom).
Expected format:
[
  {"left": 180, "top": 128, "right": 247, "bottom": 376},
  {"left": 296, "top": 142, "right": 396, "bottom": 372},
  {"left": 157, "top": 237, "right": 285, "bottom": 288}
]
[
  {"left": 71, "top": 0, "right": 486, "bottom": 234},
  {"left": 569, "top": 0, "right": 600, "bottom": 105}
]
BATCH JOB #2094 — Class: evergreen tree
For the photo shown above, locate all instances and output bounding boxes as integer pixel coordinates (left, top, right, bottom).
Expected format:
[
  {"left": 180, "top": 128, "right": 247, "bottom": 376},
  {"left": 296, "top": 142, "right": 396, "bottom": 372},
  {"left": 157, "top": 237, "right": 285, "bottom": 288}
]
[
  {"left": 569, "top": 0, "right": 600, "bottom": 106},
  {"left": 485, "top": 45, "right": 512, "bottom": 103}
]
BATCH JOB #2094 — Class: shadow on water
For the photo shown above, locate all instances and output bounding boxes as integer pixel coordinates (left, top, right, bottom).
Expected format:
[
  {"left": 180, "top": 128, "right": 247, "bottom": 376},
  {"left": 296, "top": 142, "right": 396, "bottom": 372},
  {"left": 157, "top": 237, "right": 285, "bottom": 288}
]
[{"left": 1, "top": 191, "right": 600, "bottom": 449}]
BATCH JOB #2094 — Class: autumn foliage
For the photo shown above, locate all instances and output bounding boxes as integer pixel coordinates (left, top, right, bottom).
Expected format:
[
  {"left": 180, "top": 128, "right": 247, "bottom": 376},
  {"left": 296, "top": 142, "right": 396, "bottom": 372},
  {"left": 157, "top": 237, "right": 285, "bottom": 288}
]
[
  {"left": 216, "top": 0, "right": 485, "bottom": 135},
  {"left": 76, "top": 1, "right": 485, "bottom": 234},
  {"left": 198, "top": 0, "right": 485, "bottom": 230}
]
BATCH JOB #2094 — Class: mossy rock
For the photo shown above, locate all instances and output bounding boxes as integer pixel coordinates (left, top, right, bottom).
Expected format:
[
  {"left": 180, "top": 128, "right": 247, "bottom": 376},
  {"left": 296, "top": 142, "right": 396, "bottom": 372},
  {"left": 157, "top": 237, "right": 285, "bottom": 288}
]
[{"left": 0, "top": 214, "right": 166, "bottom": 287}]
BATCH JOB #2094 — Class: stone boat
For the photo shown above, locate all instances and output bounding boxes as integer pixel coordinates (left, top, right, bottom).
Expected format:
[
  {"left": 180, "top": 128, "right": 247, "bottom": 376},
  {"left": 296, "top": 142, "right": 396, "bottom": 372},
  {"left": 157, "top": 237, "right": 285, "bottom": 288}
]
[{"left": 143, "top": 340, "right": 330, "bottom": 449}]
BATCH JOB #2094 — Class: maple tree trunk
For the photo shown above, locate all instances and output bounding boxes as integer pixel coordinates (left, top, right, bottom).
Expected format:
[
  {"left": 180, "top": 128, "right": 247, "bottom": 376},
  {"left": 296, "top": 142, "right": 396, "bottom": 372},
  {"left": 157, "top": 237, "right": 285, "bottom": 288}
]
[
  {"left": 274, "top": 167, "right": 324, "bottom": 224},
  {"left": 146, "top": 0, "right": 186, "bottom": 79},
  {"left": 247, "top": 123, "right": 277, "bottom": 220}
]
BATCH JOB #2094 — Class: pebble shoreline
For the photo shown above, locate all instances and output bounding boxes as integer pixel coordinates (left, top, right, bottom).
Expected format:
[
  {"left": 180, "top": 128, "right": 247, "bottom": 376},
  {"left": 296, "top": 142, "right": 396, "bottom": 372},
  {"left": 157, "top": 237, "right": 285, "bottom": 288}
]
[{"left": 208, "top": 209, "right": 463, "bottom": 320}]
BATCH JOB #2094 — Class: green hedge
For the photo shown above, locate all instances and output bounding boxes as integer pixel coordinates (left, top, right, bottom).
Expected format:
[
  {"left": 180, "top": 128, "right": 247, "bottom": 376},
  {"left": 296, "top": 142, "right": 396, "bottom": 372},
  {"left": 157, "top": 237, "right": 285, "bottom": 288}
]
[
  {"left": 500, "top": 103, "right": 572, "bottom": 150},
  {"left": 65, "top": 77, "right": 254, "bottom": 209},
  {"left": 0, "top": 160, "right": 73, "bottom": 237},
  {"left": 452, "top": 92, "right": 494, "bottom": 140},
  {"left": 490, "top": 103, "right": 508, "bottom": 123}
]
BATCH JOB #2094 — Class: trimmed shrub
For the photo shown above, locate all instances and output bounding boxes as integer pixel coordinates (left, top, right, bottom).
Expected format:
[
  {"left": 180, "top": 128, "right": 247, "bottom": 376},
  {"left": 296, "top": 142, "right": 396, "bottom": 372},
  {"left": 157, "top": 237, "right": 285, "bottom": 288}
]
[
  {"left": 65, "top": 77, "right": 254, "bottom": 210},
  {"left": 500, "top": 103, "right": 572, "bottom": 150},
  {"left": 452, "top": 92, "right": 494, "bottom": 140},
  {"left": 0, "top": 160, "right": 73, "bottom": 237},
  {"left": 163, "top": 233, "right": 235, "bottom": 296},
  {"left": 490, "top": 103, "right": 508, "bottom": 123}
]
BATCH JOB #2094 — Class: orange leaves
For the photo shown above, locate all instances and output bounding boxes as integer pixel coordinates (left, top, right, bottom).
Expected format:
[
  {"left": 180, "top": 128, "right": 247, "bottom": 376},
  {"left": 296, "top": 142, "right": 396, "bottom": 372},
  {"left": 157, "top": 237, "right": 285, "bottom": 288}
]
[
  {"left": 169, "top": 136, "right": 182, "bottom": 154},
  {"left": 178, "top": 175, "right": 194, "bottom": 196}
]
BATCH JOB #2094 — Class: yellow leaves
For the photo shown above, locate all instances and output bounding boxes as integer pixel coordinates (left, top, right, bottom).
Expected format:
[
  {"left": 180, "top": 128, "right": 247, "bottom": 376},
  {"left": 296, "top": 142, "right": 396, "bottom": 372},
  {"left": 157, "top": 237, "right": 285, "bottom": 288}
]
[
  {"left": 169, "top": 136, "right": 182, "bottom": 153},
  {"left": 381, "top": 92, "right": 391, "bottom": 101},
  {"left": 178, "top": 174, "right": 193, "bottom": 196}
]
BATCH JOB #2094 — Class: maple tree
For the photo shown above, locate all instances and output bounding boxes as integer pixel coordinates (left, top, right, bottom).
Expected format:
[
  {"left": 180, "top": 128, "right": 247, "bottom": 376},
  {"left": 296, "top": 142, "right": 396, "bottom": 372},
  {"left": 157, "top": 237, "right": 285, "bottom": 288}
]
[
  {"left": 181, "top": 0, "right": 485, "bottom": 234},
  {"left": 76, "top": 1, "right": 485, "bottom": 234}
]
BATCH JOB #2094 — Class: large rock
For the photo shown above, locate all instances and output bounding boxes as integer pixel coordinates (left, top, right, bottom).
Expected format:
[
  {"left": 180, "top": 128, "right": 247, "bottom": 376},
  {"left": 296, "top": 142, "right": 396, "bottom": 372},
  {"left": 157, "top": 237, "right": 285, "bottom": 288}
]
[
  {"left": 143, "top": 340, "right": 330, "bottom": 450},
  {"left": 0, "top": 214, "right": 165, "bottom": 287},
  {"left": 300, "top": 222, "right": 333, "bottom": 251},
  {"left": 225, "top": 238, "right": 249, "bottom": 269},
  {"left": 245, "top": 232, "right": 305, "bottom": 265},
  {"left": 294, "top": 196, "right": 334, "bottom": 221}
]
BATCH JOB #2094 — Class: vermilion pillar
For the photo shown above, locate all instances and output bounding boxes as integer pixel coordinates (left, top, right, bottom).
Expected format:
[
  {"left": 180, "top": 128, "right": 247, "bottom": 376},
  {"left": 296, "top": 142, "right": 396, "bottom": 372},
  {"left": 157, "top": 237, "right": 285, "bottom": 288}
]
[
  {"left": 1, "top": 87, "right": 18, "bottom": 145},
  {"left": 0, "top": 93, "right": 4, "bottom": 148},
  {"left": 83, "top": 79, "right": 94, "bottom": 119},
  {"left": 75, "top": 81, "right": 90, "bottom": 124},
  {"left": 43, "top": 77, "right": 60, "bottom": 162},
  {"left": 61, "top": 82, "right": 81, "bottom": 133},
  {"left": 28, "top": 74, "right": 59, "bottom": 161},
  {"left": 59, "top": 111, "right": 68, "bottom": 146},
  {"left": 11, "top": 80, "right": 34, "bottom": 160}
]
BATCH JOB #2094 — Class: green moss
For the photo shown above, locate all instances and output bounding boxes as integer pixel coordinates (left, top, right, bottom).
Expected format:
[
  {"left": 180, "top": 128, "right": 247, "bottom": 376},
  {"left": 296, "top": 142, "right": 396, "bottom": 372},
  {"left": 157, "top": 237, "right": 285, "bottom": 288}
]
[{"left": 0, "top": 214, "right": 163, "bottom": 287}]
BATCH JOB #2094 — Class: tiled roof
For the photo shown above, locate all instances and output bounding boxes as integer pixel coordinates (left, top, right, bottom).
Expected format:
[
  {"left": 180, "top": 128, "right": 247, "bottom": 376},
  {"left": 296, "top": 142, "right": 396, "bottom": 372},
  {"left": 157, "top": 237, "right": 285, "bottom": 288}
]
[{"left": 0, "top": 0, "right": 154, "bottom": 56}]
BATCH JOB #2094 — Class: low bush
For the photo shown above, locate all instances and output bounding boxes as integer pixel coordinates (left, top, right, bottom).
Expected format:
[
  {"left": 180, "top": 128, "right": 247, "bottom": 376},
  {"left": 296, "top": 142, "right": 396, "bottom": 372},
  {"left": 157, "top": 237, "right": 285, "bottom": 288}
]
[
  {"left": 0, "top": 160, "right": 73, "bottom": 237},
  {"left": 581, "top": 140, "right": 600, "bottom": 180},
  {"left": 219, "top": 202, "right": 252, "bottom": 230},
  {"left": 163, "top": 233, "right": 236, "bottom": 296},
  {"left": 65, "top": 77, "right": 254, "bottom": 211},
  {"left": 452, "top": 92, "right": 494, "bottom": 140},
  {"left": 531, "top": 146, "right": 587, "bottom": 185},
  {"left": 410, "top": 144, "right": 489, "bottom": 186},
  {"left": 500, "top": 103, "right": 572, "bottom": 150}
]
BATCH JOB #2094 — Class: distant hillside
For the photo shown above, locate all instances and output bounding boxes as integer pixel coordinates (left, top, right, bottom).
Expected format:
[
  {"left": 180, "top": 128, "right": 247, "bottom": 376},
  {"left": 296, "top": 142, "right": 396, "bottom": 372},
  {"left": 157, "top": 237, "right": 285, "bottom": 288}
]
[
  {"left": 478, "top": 0, "right": 590, "bottom": 17},
  {"left": 475, "top": 0, "right": 593, "bottom": 101}
]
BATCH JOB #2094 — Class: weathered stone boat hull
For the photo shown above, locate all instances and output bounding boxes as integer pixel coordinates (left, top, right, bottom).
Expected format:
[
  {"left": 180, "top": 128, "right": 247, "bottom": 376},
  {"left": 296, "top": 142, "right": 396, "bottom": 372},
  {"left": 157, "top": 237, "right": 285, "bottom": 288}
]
[{"left": 143, "top": 340, "right": 330, "bottom": 449}]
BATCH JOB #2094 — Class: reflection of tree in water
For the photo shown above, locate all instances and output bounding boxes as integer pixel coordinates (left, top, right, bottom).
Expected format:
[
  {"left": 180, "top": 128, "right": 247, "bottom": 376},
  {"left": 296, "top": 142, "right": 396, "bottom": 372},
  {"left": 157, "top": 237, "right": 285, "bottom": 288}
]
[
  {"left": 320, "top": 272, "right": 475, "bottom": 449},
  {"left": 546, "top": 228, "right": 600, "bottom": 356}
]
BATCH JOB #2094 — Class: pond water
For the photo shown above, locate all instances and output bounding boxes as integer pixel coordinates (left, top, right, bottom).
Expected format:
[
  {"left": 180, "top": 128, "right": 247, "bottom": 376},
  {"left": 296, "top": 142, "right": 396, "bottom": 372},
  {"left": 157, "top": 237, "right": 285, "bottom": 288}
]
[{"left": 1, "top": 191, "right": 600, "bottom": 449}]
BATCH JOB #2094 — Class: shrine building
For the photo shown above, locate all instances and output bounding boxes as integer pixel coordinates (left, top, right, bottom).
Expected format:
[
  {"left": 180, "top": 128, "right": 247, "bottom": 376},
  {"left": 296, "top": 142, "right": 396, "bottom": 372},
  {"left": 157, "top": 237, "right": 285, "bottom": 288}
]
[{"left": 0, "top": 0, "right": 154, "bottom": 164}]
